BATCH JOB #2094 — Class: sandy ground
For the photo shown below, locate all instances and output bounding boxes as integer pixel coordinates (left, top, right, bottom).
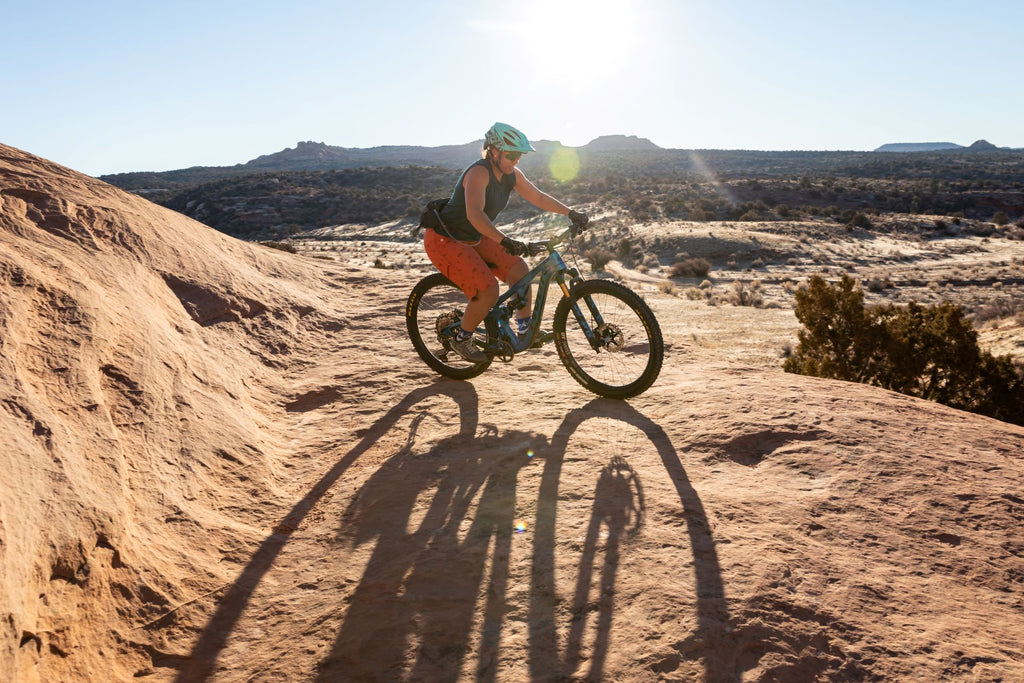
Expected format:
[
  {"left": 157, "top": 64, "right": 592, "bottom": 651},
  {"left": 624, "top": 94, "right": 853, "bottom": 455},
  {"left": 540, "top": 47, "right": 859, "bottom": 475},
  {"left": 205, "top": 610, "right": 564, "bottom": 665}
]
[{"left": 3, "top": 143, "right": 1024, "bottom": 682}]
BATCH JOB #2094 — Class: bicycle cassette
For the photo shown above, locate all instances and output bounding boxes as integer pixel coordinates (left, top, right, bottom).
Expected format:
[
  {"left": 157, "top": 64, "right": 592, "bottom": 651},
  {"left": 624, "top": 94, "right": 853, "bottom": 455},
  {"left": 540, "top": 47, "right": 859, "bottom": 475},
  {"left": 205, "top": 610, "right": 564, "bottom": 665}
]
[{"left": 435, "top": 310, "right": 462, "bottom": 347}]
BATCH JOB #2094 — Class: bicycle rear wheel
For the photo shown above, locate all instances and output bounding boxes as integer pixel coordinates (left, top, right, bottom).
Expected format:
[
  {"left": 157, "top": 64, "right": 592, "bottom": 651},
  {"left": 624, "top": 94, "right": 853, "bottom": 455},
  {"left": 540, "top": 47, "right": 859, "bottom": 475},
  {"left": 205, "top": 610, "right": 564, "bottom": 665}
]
[
  {"left": 406, "top": 273, "right": 492, "bottom": 379},
  {"left": 553, "top": 280, "right": 663, "bottom": 398}
]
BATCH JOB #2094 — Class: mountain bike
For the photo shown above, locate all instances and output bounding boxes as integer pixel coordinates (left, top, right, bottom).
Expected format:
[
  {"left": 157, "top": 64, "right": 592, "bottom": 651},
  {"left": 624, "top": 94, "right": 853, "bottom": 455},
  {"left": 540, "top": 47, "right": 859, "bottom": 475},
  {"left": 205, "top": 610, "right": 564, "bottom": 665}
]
[{"left": 405, "top": 224, "right": 664, "bottom": 399}]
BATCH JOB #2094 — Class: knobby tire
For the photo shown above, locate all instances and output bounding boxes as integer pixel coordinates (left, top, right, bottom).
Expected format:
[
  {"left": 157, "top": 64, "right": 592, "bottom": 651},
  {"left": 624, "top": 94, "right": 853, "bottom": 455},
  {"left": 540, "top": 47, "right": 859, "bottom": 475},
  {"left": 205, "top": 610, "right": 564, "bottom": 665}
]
[
  {"left": 553, "top": 280, "right": 664, "bottom": 399},
  {"left": 406, "top": 273, "right": 492, "bottom": 380}
]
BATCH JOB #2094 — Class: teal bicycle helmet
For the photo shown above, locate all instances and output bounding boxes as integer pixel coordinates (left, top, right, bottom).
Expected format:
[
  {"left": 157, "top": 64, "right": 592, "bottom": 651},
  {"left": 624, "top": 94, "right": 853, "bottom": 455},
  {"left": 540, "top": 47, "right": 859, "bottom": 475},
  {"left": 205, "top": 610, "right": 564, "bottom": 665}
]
[{"left": 484, "top": 122, "right": 536, "bottom": 153}]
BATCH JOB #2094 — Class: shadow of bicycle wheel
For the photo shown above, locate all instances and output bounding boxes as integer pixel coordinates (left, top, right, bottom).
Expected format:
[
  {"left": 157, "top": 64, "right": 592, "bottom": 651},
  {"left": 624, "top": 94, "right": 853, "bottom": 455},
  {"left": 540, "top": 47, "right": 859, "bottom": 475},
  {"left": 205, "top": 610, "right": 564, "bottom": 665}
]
[{"left": 529, "top": 397, "right": 729, "bottom": 681}]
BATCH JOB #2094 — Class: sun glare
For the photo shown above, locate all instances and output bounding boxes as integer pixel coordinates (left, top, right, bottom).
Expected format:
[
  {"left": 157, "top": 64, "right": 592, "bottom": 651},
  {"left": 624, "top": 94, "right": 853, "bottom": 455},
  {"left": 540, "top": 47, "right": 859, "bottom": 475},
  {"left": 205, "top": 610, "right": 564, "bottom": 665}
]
[
  {"left": 522, "top": 0, "right": 642, "bottom": 89},
  {"left": 548, "top": 146, "right": 581, "bottom": 182}
]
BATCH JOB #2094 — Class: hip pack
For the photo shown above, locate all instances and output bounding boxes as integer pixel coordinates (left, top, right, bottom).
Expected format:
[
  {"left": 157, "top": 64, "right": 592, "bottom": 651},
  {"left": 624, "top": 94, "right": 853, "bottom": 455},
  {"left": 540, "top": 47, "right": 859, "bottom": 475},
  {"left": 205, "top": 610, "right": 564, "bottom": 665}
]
[{"left": 410, "top": 197, "right": 450, "bottom": 239}]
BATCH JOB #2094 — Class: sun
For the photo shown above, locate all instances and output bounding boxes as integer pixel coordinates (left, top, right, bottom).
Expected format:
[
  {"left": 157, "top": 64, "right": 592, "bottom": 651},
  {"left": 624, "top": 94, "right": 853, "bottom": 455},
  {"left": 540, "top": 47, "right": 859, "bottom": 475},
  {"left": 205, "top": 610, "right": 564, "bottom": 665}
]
[{"left": 521, "top": 0, "right": 643, "bottom": 89}]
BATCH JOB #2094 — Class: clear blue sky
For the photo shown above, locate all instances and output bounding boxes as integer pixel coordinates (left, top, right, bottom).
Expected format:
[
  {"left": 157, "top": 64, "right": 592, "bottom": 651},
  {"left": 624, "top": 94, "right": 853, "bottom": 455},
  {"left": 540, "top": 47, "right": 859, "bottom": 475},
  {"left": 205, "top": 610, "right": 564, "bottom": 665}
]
[{"left": 4, "top": 0, "right": 1021, "bottom": 176}]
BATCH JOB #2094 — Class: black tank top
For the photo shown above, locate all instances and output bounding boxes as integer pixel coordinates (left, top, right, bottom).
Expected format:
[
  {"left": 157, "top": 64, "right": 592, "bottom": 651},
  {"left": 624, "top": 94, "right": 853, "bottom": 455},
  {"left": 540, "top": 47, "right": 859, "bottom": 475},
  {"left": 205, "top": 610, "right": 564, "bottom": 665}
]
[{"left": 439, "top": 158, "right": 516, "bottom": 242}]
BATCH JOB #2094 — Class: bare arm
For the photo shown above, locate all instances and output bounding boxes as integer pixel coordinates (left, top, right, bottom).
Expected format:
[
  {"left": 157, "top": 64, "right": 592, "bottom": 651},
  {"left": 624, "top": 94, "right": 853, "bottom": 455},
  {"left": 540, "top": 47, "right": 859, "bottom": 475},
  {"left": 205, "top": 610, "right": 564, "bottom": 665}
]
[{"left": 514, "top": 168, "right": 570, "bottom": 215}]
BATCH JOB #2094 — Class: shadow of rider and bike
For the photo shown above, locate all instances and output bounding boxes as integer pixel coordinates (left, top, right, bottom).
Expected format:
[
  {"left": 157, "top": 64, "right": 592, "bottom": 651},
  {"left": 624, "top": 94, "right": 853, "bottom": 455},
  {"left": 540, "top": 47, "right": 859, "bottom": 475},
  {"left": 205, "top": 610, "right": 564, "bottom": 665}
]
[{"left": 175, "top": 382, "right": 731, "bottom": 682}]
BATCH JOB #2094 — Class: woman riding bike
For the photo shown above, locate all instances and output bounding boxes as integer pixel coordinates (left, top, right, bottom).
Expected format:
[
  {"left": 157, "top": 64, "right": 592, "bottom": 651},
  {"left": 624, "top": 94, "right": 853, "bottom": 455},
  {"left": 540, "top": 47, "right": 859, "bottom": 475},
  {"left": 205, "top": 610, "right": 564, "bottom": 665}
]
[{"left": 423, "top": 122, "right": 589, "bottom": 362}]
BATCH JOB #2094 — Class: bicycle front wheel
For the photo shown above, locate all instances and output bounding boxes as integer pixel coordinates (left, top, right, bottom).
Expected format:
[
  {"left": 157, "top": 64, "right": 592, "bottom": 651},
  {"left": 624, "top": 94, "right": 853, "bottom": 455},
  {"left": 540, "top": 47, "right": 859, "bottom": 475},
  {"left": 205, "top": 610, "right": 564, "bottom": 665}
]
[
  {"left": 553, "top": 280, "right": 663, "bottom": 399},
  {"left": 406, "top": 273, "right": 492, "bottom": 380}
]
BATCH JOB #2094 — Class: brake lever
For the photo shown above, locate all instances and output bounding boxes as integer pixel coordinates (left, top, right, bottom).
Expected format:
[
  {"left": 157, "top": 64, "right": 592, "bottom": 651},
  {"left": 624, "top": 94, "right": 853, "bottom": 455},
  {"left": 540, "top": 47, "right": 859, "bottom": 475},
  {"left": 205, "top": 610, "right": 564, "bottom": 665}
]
[{"left": 527, "top": 242, "right": 548, "bottom": 257}]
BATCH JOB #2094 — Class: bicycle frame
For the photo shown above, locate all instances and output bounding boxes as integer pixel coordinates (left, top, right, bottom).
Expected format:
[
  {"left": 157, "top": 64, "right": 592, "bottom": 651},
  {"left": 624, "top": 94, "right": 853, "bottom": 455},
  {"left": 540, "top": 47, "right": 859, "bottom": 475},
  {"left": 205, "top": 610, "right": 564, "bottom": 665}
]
[
  {"left": 488, "top": 249, "right": 576, "bottom": 354},
  {"left": 438, "top": 231, "right": 607, "bottom": 359}
]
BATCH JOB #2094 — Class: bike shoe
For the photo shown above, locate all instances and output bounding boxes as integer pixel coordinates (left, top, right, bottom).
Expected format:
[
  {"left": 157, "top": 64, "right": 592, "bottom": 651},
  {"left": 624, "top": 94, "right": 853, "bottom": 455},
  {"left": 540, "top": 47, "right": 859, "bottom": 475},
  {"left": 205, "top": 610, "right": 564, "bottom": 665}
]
[{"left": 450, "top": 334, "right": 488, "bottom": 363}]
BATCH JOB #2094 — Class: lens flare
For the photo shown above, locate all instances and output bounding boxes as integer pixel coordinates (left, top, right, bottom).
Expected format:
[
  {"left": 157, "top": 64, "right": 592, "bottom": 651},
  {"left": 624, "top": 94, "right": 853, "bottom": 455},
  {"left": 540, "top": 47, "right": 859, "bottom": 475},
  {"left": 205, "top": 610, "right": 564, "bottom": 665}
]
[
  {"left": 514, "top": 520, "right": 528, "bottom": 533},
  {"left": 549, "top": 146, "right": 580, "bottom": 183},
  {"left": 526, "top": 449, "right": 534, "bottom": 459},
  {"left": 688, "top": 150, "right": 737, "bottom": 205}
]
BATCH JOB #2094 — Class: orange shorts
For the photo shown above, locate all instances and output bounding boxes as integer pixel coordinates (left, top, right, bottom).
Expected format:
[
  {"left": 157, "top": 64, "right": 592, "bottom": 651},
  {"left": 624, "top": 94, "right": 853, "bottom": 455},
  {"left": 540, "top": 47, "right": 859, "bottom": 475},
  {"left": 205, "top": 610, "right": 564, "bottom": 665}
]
[{"left": 423, "top": 228, "right": 524, "bottom": 300}]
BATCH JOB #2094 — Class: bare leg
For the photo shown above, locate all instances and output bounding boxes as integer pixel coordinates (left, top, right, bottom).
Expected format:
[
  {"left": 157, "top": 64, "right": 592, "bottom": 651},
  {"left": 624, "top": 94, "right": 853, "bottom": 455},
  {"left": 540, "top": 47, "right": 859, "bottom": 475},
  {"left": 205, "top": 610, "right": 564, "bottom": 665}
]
[
  {"left": 508, "top": 261, "right": 533, "bottom": 318},
  {"left": 460, "top": 282, "right": 500, "bottom": 333}
]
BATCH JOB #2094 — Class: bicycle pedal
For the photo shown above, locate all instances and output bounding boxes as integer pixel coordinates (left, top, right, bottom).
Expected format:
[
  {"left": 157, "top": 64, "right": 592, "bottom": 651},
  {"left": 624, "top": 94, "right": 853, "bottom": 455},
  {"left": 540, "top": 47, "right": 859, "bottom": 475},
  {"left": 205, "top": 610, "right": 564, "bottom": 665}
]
[{"left": 532, "top": 331, "right": 554, "bottom": 348}]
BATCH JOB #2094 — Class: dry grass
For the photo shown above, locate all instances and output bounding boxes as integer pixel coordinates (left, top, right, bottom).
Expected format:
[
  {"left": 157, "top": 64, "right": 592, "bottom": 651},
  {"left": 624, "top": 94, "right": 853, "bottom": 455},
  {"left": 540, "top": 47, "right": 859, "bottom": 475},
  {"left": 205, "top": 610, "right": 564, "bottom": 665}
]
[{"left": 669, "top": 257, "right": 712, "bottom": 278}]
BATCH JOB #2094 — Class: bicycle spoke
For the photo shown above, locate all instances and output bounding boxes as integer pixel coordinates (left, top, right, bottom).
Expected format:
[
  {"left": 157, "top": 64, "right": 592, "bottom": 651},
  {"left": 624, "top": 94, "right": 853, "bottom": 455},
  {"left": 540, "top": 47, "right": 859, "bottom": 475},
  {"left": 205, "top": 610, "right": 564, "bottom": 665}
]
[
  {"left": 563, "top": 298, "right": 649, "bottom": 382},
  {"left": 554, "top": 281, "right": 663, "bottom": 398},
  {"left": 406, "top": 274, "right": 491, "bottom": 379}
]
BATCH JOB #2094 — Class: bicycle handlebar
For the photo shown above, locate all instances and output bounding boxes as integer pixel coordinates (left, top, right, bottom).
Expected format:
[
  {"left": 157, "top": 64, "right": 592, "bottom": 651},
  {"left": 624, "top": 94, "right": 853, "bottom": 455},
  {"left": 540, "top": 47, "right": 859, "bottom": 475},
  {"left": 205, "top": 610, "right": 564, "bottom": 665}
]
[{"left": 527, "top": 224, "right": 577, "bottom": 256}]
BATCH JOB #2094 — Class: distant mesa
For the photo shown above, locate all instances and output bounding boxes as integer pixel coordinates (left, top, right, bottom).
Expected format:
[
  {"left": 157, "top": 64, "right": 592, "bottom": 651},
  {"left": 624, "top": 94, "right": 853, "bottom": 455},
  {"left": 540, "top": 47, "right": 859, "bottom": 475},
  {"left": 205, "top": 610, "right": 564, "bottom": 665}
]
[
  {"left": 581, "top": 134, "right": 662, "bottom": 152},
  {"left": 874, "top": 142, "right": 964, "bottom": 152},
  {"left": 237, "top": 135, "right": 661, "bottom": 173},
  {"left": 874, "top": 139, "right": 1000, "bottom": 153},
  {"left": 967, "top": 139, "right": 998, "bottom": 151},
  {"left": 249, "top": 141, "right": 333, "bottom": 165},
  {"left": 241, "top": 140, "right": 482, "bottom": 172}
]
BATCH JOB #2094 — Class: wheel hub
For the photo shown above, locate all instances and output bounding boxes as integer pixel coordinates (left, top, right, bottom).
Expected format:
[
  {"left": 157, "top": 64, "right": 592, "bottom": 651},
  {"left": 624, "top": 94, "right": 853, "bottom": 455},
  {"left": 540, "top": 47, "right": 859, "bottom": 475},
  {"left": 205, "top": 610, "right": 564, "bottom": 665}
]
[{"left": 595, "top": 323, "right": 624, "bottom": 351}]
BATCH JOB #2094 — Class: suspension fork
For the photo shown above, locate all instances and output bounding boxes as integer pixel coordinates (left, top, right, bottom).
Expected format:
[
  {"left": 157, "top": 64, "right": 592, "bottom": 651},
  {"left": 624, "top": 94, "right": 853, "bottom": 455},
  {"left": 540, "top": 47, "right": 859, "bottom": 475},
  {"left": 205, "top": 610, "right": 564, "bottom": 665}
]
[{"left": 559, "top": 275, "right": 606, "bottom": 351}]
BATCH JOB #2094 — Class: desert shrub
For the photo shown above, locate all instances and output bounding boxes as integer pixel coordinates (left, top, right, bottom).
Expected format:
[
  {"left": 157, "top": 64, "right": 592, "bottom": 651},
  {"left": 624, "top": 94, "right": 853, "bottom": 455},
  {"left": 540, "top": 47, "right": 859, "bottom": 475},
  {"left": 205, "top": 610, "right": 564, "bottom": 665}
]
[
  {"left": 848, "top": 213, "right": 874, "bottom": 229},
  {"left": 865, "top": 275, "right": 893, "bottom": 292},
  {"left": 784, "top": 275, "right": 881, "bottom": 383},
  {"left": 726, "top": 280, "right": 763, "bottom": 307},
  {"left": 972, "top": 298, "right": 1024, "bottom": 325},
  {"left": 641, "top": 253, "right": 660, "bottom": 269},
  {"left": 670, "top": 257, "right": 712, "bottom": 278},
  {"left": 616, "top": 238, "right": 633, "bottom": 258},
  {"left": 684, "top": 287, "right": 706, "bottom": 300},
  {"left": 993, "top": 211, "right": 1009, "bottom": 226},
  {"left": 784, "top": 275, "right": 1024, "bottom": 426},
  {"left": 259, "top": 241, "right": 297, "bottom": 254},
  {"left": 584, "top": 247, "right": 615, "bottom": 271}
]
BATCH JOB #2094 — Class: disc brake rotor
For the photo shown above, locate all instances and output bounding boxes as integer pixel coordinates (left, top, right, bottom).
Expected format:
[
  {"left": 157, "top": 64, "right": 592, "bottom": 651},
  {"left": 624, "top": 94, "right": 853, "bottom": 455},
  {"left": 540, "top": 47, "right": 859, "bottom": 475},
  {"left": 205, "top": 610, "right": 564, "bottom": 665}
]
[{"left": 595, "top": 323, "right": 624, "bottom": 351}]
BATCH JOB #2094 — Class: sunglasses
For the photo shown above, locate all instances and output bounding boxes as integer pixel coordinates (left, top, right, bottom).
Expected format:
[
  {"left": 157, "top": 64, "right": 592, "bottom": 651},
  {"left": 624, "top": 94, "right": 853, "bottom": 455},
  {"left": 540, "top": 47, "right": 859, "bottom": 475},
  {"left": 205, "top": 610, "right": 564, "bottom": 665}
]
[{"left": 503, "top": 151, "right": 523, "bottom": 162}]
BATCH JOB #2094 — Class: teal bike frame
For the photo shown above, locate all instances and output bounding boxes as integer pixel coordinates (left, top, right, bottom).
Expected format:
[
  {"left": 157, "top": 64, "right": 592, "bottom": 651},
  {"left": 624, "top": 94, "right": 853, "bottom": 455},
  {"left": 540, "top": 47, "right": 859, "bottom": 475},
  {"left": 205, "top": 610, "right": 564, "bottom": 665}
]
[{"left": 440, "top": 229, "right": 592, "bottom": 361}]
